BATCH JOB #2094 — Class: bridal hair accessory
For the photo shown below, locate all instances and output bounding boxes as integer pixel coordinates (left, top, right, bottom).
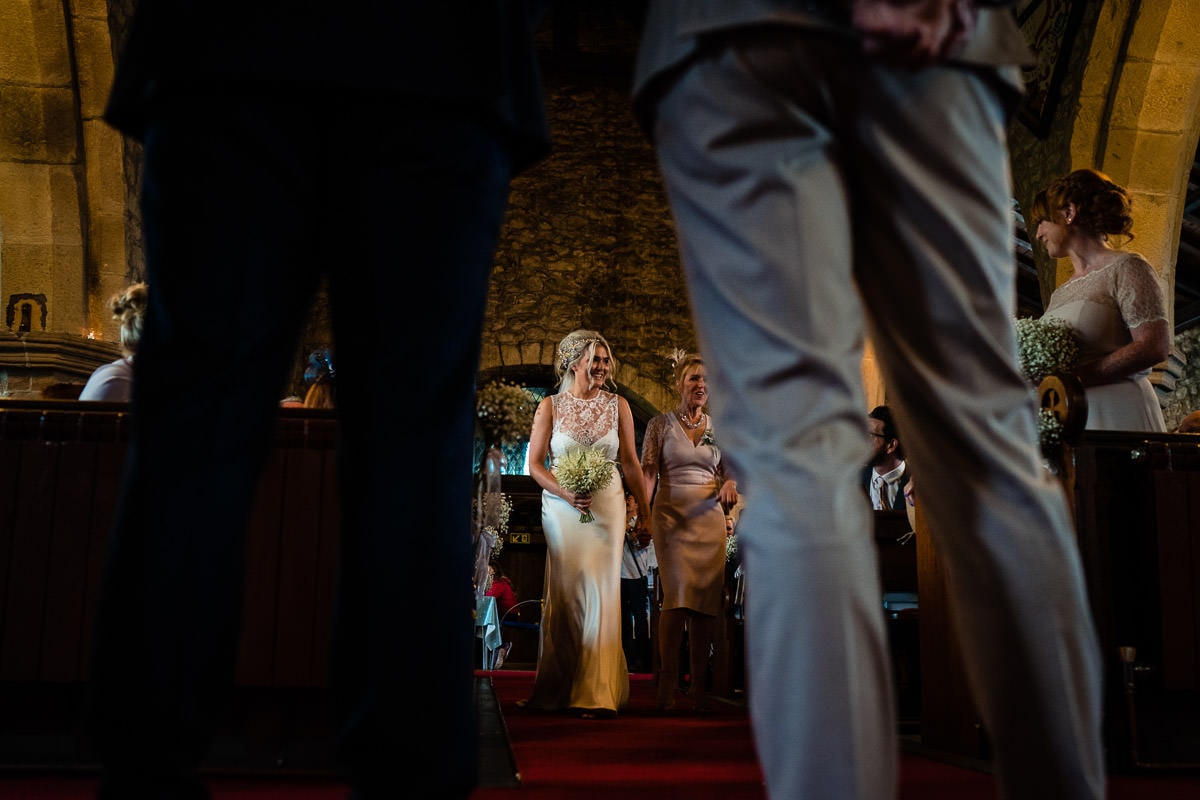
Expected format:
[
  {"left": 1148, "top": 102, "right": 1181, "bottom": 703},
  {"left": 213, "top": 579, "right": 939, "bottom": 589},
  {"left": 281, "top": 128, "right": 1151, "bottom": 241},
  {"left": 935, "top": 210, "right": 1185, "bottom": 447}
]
[
  {"left": 665, "top": 347, "right": 693, "bottom": 382},
  {"left": 666, "top": 347, "right": 704, "bottom": 385},
  {"left": 557, "top": 333, "right": 600, "bottom": 371}
]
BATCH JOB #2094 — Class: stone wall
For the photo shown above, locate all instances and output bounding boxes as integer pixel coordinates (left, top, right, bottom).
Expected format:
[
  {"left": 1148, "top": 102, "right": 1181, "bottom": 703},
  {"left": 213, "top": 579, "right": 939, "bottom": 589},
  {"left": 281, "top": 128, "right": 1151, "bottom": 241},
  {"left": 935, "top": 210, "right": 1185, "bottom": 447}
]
[
  {"left": 481, "top": 67, "right": 689, "bottom": 415},
  {"left": 1164, "top": 327, "right": 1200, "bottom": 425},
  {"left": 0, "top": 0, "right": 128, "bottom": 394}
]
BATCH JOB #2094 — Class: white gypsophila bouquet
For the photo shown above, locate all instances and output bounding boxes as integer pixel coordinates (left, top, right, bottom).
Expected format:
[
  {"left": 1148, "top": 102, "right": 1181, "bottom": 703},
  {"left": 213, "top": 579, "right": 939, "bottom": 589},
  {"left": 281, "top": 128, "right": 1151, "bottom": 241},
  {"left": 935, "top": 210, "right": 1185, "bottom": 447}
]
[
  {"left": 725, "top": 533, "right": 738, "bottom": 563},
  {"left": 1015, "top": 317, "right": 1080, "bottom": 386},
  {"left": 553, "top": 445, "right": 615, "bottom": 522},
  {"left": 476, "top": 380, "right": 539, "bottom": 446}
]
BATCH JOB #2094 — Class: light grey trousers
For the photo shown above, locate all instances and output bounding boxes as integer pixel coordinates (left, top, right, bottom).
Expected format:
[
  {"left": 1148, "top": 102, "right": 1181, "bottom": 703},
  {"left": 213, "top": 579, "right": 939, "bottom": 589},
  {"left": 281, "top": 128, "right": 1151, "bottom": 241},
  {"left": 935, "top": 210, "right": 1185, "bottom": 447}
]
[{"left": 652, "top": 32, "right": 1106, "bottom": 800}]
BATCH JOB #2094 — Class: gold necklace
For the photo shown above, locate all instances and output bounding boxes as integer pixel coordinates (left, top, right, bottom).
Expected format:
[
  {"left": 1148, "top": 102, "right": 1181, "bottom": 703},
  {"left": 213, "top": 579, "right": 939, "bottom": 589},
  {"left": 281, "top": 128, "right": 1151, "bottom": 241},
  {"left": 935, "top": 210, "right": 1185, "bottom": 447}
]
[{"left": 676, "top": 410, "right": 705, "bottom": 430}]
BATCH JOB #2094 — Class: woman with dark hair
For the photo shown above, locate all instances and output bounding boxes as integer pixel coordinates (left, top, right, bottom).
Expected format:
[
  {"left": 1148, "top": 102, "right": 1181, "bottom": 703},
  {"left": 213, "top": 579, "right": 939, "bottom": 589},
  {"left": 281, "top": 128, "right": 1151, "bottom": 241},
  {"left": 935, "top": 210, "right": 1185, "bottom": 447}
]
[{"left": 1031, "top": 168, "right": 1171, "bottom": 431}]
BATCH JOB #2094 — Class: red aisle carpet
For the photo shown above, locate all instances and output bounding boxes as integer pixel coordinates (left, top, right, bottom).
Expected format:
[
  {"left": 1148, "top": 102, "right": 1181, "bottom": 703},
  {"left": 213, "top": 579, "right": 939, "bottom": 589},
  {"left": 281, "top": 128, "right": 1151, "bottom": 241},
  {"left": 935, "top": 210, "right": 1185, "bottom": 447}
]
[
  {"left": 476, "top": 670, "right": 764, "bottom": 799},
  {"left": 478, "top": 670, "right": 1200, "bottom": 800},
  {"left": 3, "top": 670, "right": 1199, "bottom": 798}
]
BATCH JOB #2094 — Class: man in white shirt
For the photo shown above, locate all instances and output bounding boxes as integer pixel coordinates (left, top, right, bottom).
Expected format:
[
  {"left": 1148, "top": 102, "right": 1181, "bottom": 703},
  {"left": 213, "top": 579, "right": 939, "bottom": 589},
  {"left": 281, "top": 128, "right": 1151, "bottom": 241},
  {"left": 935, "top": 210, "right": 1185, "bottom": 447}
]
[{"left": 864, "top": 405, "right": 912, "bottom": 511}]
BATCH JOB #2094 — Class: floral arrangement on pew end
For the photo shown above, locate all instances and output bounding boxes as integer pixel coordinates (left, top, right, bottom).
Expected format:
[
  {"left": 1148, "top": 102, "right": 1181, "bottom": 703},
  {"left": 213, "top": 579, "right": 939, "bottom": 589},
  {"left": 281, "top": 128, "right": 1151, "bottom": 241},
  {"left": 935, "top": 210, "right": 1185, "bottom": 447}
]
[
  {"left": 473, "top": 380, "right": 534, "bottom": 597},
  {"left": 1037, "top": 408, "right": 1064, "bottom": 455},
  {"left": 1015, "top": 316, "right": 1080, "bottom": 452},
  {"left": 476, "top": 380, "right": 539, "bottom": 447},
  {"left": 473, "top": 491, "right": 513, "bottom": 560},
  {"left": 553, "top": 445, "right": 615, "bottom": 522}
]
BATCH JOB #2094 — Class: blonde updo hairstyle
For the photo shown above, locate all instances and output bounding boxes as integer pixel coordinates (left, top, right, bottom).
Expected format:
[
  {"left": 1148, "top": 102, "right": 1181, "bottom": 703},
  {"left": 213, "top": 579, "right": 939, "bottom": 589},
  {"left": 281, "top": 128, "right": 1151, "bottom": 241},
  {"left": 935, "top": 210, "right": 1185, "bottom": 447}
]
[
  {"left": 554, "top": 329, "right": 617, "bottom": 393},
  {"left": 1029, "top": 168, "right": 1134, "bottom": 244},
  {"left": 111, "top": 282, "right": 149, "bottom": 358}
]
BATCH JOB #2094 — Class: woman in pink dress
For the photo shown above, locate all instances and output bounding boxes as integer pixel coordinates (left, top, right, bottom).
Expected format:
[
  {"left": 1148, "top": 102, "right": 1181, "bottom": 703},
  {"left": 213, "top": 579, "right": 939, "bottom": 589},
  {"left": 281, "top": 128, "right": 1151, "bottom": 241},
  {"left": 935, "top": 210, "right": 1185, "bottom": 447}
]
[{"left": 641, "top": 353, "right": 739, "bottom": 711}]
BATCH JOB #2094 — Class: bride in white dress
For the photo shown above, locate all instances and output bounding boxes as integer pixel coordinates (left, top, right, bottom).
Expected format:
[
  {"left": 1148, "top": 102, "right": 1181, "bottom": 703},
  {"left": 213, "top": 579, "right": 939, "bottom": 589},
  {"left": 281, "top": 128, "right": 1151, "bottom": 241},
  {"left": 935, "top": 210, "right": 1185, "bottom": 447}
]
[
  {"left": 522, "top": 329, "right": 652, "bottom": 718},
  {"left": 1031, "top": 168, "right": 1170, "bottom": 432}
]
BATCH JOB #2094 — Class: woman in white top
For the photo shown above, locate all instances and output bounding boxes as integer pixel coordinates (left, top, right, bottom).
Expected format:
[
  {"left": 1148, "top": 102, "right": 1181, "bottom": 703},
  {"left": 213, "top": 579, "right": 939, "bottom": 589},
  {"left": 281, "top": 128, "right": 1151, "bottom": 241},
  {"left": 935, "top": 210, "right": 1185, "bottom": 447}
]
[
  {"left": 80, "top": 282, "right": 148, "bottom": 402},
  {"left": 1032, "top": 168, "right": 1170, "bottom": 431}
]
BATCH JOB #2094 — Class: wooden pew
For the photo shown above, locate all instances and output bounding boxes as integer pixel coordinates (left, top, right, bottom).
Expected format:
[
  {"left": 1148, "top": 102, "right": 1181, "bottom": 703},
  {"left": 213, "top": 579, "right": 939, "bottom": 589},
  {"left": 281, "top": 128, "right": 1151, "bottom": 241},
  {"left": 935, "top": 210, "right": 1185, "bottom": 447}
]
[
  {"left": 0, "top": 400, "right": 340, "bottom": 770},
  {"left": 914, "top": 429, "right": 1200, "bottom": 769}
]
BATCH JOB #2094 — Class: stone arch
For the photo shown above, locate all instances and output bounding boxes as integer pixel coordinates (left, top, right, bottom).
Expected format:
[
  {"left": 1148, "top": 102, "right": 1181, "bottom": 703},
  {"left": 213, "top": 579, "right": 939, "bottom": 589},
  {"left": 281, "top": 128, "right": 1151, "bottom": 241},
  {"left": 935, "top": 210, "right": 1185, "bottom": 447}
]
[
  {"left": 478, "top": 339, "right": 665, "bottom": 426},
  {"left": 1071, "top": 1, "right": 1200, "bottom": 328}
]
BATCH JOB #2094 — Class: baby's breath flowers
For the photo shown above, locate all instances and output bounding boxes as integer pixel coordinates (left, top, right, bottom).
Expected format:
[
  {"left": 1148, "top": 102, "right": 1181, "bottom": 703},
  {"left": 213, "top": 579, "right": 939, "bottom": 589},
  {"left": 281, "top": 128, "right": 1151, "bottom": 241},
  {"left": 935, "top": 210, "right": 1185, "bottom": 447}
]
[
  {"left": 473, "top": 491, "right": 512, "bottom": 559},
  {"left": 476, "top": 380, "right": 538, "bottom": 446},
  {"left": 1037, "top": 408, "right": 1064, "bottom": 452},
  {"left": 725, "top": 533, "right": 738, "bottom": 563},
  {"left": 1015, "top": 317, "right": 1080, "bottom": 386},
  {"left": 553, "top": 445, "right": 615, "bottom": 522},
  {"left": 1015, "top": 317, "right": 1080, "bottom": 455}
]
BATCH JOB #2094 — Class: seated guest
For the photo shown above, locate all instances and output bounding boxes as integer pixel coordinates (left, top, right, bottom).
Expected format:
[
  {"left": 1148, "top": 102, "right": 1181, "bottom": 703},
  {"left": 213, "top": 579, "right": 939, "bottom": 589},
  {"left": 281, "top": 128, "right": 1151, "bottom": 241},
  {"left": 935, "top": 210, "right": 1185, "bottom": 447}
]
[
  {"left": 79, "top": 283, "right": 148, "bottom": 402},
  {"left": 484, "top": 560, "right": 517, "bottom": 618},
  {"left": 863, "top": 405, "right": 913, "bottom": 512}
]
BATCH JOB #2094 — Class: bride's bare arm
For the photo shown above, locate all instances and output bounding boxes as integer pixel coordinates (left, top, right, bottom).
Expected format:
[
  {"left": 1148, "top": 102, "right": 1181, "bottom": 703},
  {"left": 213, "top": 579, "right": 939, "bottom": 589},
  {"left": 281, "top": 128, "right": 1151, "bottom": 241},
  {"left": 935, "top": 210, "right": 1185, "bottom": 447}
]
[{"left": 528, "top": 396, "right": 578, "bottom": 506}]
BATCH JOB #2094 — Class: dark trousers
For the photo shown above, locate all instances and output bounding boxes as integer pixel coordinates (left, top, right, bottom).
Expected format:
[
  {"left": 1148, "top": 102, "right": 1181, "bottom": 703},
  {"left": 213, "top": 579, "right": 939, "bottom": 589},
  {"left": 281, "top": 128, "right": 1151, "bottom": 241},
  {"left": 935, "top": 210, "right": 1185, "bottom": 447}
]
[
  {"left": 621, "top": 575, "right": 652, "bottom": 672},
  {"left": 86, "top": 86, "right": 513, "bottom": 800}
]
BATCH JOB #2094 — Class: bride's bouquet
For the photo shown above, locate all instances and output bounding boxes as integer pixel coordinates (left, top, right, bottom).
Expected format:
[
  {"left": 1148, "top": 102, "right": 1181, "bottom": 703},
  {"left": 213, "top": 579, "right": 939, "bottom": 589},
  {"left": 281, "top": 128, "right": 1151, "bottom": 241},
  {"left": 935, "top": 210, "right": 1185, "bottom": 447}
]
[
  {"left": 1015, "top": 316, "right": 1079, "bottom": 386},
  {"left": 553, "top": 445, "right": 615, "bottom": 523}
]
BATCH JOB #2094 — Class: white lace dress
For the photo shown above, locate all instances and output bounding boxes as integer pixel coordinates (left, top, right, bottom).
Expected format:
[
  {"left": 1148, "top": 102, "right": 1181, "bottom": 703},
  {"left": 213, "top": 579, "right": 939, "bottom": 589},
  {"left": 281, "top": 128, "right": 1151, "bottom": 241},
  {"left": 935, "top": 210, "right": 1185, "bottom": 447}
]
[
  {"left": 1042, "top": 252, "right": 1167, "bottom": 432},
  {"left": 525, "top": 390, "right": 630, "bottom": 713}
]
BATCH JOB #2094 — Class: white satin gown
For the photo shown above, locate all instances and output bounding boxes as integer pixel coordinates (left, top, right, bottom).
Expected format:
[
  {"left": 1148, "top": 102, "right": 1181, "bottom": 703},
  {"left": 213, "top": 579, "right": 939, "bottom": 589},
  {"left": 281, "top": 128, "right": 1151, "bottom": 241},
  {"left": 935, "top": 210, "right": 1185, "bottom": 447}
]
[{"left": 525, "top": 390, "right": 630, "bottom": 713}]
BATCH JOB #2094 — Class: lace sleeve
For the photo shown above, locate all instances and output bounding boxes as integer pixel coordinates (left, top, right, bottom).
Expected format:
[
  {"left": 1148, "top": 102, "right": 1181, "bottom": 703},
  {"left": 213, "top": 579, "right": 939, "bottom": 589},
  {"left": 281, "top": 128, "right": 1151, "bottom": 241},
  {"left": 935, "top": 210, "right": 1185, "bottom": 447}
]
[
  {"left": 1114, "top": 254, "right": 1168, "bottom": 330},
  {"left": 641, "top": 413, "right": 665, "bottom": 476}
]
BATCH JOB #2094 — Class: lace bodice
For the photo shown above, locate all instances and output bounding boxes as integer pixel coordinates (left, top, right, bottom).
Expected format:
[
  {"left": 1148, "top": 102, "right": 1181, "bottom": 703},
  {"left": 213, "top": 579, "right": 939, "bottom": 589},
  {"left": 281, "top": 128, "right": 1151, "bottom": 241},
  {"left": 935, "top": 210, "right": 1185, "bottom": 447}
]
[
  {"left": 1043, "top": 252, "right": 1167, "bottom": 368},
  {"left": 550, "top": 390, "right": 620, "bottom": 460}
]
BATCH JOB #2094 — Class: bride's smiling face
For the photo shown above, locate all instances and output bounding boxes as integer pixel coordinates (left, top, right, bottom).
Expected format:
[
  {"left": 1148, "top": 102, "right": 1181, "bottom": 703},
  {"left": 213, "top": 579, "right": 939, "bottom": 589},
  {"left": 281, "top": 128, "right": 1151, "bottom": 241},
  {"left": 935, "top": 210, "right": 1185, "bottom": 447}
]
[{"left": 576, "top": 345, "right": 611, "bottom": 387}]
